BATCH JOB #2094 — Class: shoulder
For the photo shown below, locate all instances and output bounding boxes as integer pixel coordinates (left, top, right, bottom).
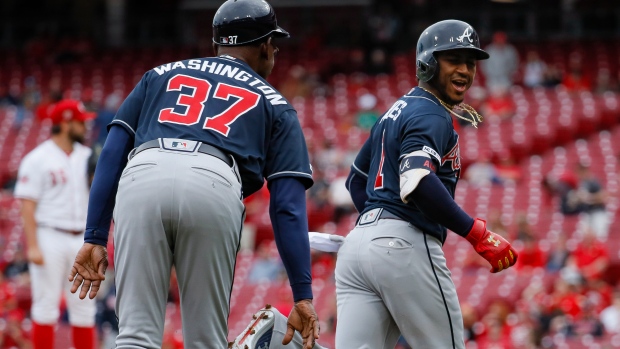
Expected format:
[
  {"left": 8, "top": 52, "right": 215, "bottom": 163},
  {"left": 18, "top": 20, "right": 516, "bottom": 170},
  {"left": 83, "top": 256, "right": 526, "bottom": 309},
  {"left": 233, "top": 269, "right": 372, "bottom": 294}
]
[
  {"left": 74, "top": 143, "right": 93, "bottom": 157},
  {"left": 19, "top": 142, "right": 50, "bottom": 169}
]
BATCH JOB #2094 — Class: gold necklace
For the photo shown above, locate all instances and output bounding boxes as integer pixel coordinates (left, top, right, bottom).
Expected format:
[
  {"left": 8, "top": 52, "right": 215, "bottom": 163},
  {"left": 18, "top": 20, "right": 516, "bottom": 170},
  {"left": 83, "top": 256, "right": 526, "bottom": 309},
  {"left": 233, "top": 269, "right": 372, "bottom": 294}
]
[{"left": 418, "top": 86, "right": 483, "bottom": 128}]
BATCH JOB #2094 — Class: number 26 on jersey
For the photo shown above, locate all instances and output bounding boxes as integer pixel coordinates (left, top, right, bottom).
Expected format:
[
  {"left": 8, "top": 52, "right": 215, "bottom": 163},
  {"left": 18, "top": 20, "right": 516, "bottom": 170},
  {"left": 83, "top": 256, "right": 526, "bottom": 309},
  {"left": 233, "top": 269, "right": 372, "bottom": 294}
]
[{"left": 158, "top": 74, "right": 260, "bottom": 137}]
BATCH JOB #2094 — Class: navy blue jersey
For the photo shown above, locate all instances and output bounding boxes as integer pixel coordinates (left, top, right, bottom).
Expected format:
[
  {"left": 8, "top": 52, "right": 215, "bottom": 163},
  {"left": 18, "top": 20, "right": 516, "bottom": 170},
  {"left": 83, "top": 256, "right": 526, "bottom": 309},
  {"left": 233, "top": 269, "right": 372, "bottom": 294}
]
[
  {"left": 351, "top": 87, "right": 461, "bottom": 242},
  {"left": 110, "top": 54, "right": 313, "bottom": 197}
]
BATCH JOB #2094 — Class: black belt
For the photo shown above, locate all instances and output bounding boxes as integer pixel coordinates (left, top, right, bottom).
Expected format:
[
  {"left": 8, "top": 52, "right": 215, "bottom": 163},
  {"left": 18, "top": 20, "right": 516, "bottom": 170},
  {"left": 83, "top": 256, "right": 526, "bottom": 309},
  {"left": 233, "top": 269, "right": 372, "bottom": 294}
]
[
  {"left": 379, "top": 209, "right": 404, "bottom": 221},
  {"left": 134, "top": 140, "right": 233, "bottom": 167},
  {"left": 41, "top": 225, "right": 83, "bottom": 235}
]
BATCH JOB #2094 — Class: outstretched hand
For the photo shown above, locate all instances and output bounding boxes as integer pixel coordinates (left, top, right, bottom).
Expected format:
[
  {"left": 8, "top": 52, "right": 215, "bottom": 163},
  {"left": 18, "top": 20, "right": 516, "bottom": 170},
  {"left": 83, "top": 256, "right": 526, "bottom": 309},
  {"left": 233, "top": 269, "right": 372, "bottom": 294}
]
[
  {"left": 282, "top": 299, "right": 320, "bottom": 349},
  {"left": 68, "top": 243, "right": 108, "bottom": 299}
]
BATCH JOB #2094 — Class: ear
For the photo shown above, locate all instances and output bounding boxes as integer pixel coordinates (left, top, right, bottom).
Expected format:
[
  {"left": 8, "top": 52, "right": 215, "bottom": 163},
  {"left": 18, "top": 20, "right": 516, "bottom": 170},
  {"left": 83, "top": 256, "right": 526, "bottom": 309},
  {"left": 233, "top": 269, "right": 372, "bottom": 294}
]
[{"left": 259, "top": 38, "right": 271, "bottom": 60}]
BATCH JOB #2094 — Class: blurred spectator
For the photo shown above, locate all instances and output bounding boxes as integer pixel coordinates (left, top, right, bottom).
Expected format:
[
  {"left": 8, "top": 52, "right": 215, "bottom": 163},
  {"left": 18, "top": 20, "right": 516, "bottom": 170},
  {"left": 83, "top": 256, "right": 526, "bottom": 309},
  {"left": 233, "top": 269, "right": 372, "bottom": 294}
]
[
  {"left": 514, "top": 212, "right": 535, "bottom": 241},
  {"left": 546, "top": 235, "right": 570, "bottom": 273},
  {"left": 328, "top": 175, "right": 355, "bottom": 224},
  {"left": 3, "top": 248, "right": 28, "bottom": 284},
  {"left": 601, "top": 291, "right": 620, "bottom": 334},
  {"left": 523, "top": 51, "right": 547, "bottom": 88},
  {"left": 461, "top": 302, "right": 479, "bottom": 342},
  {"left": 562, "top": 53, "right": 592, "bottom": 93},
  {"left": 541, "top": 170, "right": 581, "bottom": 215},
  {"left": 572, "top": 301, "right": 604, "bottom": 337},
  {"left": 279, "top": 65, "right": 312, "bottom": 101},
  {"left": 0, "top": 310, "right": 31, "bottom": 349},
  {"left": 481, "top": 32, "right": 519, "bottom": 90},
  {"left": 594, "top": 68, "right": 617, "bottom": 94},
  {"left": 572, "top": 229, "right": 609, "bottom": 281},
  {"left": 487, "top": 209, "right": 508, "bottom": 237},
  {"left": 542, "top": 64, "right": 563, "bottom": 88},
  {"left": 0, "top": 273, "right": 17, "bottom": 315},
  {"left": 95, "top": 286, "right": 118, "bottom": 349},
  {"left": 476, "top": 315, "right": 512, "bottom": 349},
  {"left": 366, "top": 48, "right": 392, "bottom": 75},
  {"left": 482, "top": 86, "right": 515, "bottom": 121},
  {"left": 355, "top": 92, "right": 380, "bottom": 130},
  {"left": 516, "top": 233, "right": 546, "bottom": 272},
  {"left": 575, "top": 163, "right": 609, "bottom": 240},
  {"left": 366, "top": 4, "right": 400, "bottom": 53},
  {"left": 94, "top": 91, "right": 123, "bottom": 147},
  {"left": 495, "top": 155, "right": 523, "bottom": 184},
  {"left": 0, "top": 84, "right": 20, "bottom": 107},
  {"left": 248, "top": 241, "right": 284, "bottom": 284},
  {"left": 464, "top": 155, "right": 499, "bottom": 187}
]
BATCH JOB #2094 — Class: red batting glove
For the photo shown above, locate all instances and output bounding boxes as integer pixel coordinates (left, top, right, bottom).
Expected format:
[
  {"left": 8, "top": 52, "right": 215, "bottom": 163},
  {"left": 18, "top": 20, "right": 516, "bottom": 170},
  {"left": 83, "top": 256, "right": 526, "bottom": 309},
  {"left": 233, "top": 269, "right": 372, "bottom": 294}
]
[{"left": 466, "top": 218, "right": 518, "bottom": 273}]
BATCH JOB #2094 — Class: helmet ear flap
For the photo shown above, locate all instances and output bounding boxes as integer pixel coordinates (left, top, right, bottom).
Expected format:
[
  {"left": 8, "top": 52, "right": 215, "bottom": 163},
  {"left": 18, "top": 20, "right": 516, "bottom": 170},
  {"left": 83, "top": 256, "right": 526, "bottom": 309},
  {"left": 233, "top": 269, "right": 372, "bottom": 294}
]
[{"left": 416, "top": 55, "right": 437, "bottom": 82}]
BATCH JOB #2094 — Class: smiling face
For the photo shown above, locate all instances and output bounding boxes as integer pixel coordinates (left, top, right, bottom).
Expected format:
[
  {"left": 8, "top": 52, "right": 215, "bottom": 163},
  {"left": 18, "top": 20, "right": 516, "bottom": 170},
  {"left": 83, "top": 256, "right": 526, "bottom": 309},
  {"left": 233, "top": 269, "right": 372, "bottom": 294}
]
[{"left": 431, "top": 49, "right": 477, "bottom": 105}]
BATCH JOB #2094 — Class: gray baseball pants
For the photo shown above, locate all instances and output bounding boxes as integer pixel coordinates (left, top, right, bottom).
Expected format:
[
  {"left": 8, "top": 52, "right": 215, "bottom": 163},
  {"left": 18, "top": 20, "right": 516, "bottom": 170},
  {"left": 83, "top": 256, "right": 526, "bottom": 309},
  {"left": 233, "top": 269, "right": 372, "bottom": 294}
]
[
  {"left": 113, "top": 146, "right": 244, "bottom": 348},
  {"left": 335, "top": 208, "right": 465, "bottom": 349}
]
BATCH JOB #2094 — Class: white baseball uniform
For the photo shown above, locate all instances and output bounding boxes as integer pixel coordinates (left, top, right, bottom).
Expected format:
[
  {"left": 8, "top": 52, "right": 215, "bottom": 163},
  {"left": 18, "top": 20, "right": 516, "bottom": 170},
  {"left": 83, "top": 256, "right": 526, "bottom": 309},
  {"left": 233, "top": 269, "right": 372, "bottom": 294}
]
[{"left": 14, "top": 139, "right": 96, "bottom": 326}]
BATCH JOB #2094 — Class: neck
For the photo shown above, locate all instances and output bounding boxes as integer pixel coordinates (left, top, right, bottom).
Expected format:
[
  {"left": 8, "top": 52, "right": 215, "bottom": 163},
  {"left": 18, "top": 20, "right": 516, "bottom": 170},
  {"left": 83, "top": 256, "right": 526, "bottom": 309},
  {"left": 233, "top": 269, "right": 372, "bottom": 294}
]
[
  {"left": 216, "top": 48, "right": 261, "bottom": 77},
  {"left": 51, "top": 134, "right": 74, "bottom": 154},
  {"left": 418, "top": 82, "right": 453, "bottom": 107}
]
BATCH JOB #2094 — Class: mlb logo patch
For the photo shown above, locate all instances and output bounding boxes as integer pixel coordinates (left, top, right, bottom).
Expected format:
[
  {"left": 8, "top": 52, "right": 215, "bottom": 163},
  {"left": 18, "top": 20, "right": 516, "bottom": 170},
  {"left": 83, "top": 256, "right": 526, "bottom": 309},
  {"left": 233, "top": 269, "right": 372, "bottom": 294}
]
[
  {"left": 161, "top": 138, "right": 199, "bottom": 153},
  {"left": 221, "top": 37, "right": 229, "bottom": 44},
  {"left": 358, "top": 208, "right": 382, "bottom": 226}
]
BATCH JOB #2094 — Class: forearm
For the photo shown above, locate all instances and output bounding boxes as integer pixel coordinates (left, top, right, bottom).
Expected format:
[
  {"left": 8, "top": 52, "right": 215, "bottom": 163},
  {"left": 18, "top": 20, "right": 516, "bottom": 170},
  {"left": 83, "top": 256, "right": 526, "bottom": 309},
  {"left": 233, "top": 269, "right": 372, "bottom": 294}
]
[
  {"left": 84, "top": 126, "right": 133, "bottom": 246},
  {"left": 268, "top": 177, "right": 313, "bottom": 301},
  {"left": 20, "top": 200, "right": 38, "bottom": 248},
  {"left": 346, "top": 170, "right": 368, "bottom": 213},
  {"left": 409, "top": 173, "right": 475, "bottom": 237}
]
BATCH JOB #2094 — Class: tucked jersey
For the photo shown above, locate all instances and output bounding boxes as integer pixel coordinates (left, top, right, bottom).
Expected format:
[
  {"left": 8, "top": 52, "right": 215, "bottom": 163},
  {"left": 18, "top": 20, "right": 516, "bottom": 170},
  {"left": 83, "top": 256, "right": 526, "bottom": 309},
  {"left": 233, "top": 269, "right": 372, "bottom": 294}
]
[
  {"left": 352, "top": 87, "right": 461, "bottom": 243},
  {"left": 109, "top": 55, "right": 313, "bottom": 197},
  {"left": 14, "top": 140, "right": 92, "bottom": 231}
]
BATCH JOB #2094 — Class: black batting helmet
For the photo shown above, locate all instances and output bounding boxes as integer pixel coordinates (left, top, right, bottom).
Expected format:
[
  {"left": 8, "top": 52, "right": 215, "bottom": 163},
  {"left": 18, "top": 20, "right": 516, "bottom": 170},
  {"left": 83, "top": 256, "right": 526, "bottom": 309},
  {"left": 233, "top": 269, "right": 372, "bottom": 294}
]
[
  {"left": 416, "top": 20, "right": 489, "bottom": 82},
  {"left": 213, "top": 0, "right": 289, "bottom": 46}
]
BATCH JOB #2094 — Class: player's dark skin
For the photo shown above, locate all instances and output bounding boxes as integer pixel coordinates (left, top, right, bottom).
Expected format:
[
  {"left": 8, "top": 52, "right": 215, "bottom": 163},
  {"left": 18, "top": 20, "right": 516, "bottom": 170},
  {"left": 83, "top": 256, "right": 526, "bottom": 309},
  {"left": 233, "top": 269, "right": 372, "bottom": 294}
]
[
  {"left": 213, "top": 36, "right": 279, "bottom": 80},
  {"left": 420, "top": 49, "right": 477, "bottom": 105}
]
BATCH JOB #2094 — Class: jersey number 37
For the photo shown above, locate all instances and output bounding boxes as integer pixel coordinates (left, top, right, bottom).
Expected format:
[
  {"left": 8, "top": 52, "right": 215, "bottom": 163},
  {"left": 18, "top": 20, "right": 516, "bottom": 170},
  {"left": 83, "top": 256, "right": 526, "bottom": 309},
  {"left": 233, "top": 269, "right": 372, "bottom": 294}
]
[{"left": 158, "top": 74, "right": 260, "bottom": 137}]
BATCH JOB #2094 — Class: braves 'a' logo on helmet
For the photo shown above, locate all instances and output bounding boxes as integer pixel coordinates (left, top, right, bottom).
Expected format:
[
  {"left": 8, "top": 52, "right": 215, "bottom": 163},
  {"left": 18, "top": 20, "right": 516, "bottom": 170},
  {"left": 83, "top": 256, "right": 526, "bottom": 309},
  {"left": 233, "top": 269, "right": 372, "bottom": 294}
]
[
  {"left": 441, "top": 142, "right": 461, "bottom": 172},
  {"left": 456, "top": 27, "right": 473, "bottom": 43}
]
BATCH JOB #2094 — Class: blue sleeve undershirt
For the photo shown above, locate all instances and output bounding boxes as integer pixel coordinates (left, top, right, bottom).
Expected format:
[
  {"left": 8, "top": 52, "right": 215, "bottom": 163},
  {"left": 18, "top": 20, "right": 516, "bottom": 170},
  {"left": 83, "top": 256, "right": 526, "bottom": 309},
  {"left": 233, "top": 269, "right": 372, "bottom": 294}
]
[
  {"left": 268, "top": 177, "right": 313, "bottom": 302},
  {"left": 84, "top": 125, "right": 134, "bottom": 246},
  {"left": 409, "top": 172, "right": 475, "bottom": 237},
  {"left": 346, "top": 170, "right": 368, "bottom": 213}
]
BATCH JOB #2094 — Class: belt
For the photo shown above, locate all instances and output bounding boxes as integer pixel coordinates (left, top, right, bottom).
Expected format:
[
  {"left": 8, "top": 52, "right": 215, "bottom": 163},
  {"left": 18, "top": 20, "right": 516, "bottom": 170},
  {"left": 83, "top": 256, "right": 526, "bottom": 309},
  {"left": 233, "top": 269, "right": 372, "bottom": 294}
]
[
  {"left": 43, "top": 226, "right": 83, "bottom": 235},
  {"left": 133, "top": 139, "right": 233, "bottom": 167},
  {"left": 379, "top": 209, "right": 403, "bottom": 221}
]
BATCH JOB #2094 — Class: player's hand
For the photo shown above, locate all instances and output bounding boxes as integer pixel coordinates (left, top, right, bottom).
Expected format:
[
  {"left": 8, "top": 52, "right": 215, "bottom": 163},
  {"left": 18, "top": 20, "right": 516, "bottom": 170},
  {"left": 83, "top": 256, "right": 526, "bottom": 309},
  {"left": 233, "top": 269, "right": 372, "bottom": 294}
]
[
  {"left": 27, "top": 245, "right": 44, "bottom": 265},
  {"left": 283, "top": 299, "right": 320, "bottom": 349},
  {"left": 466, "top": 218, "right": 518, "bottom": 273},
  {"left": 68, "top": 243, "right": 108, "bottom": 300}
]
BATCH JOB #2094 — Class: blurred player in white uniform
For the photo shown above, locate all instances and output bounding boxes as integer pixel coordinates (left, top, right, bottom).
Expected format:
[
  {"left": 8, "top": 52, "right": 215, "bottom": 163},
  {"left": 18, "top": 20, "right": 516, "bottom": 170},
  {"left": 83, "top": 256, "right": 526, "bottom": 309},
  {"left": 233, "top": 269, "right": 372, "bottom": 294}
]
[{"left": 15, "top": 100, "right": 96, "bottom": 349}]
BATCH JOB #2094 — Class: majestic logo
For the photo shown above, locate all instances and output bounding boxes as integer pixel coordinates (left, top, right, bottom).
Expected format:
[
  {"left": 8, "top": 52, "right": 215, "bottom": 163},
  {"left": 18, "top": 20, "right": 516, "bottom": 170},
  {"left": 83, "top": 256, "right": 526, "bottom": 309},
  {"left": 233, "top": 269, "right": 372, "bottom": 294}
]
[
  {"left": 441, "top": 142, "right": 461, "bottom": 172},
  {"left": 487, "top": 234, "right": 501, "bottom": 247},
  {"left": 456, "top": 27, "right": 473, "bottom": 43}
]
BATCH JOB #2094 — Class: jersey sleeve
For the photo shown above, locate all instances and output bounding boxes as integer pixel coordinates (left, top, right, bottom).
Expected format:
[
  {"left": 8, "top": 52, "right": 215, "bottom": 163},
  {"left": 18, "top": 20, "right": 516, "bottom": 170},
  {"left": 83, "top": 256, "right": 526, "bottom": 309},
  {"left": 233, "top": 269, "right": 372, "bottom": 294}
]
[
  {"left": 14, "top": 154, "right": 44, "bottom": 201},
  {"left": 108, "top": 72, "right": 148, "bottom": 136},
  {"left": 400, "top": 114, "right": 452, "bottom": 167},
  {"left": 264, "top": 109, "right": 313, "bottom": 188},
  {"left": 351, "top": 136, "right": 371, "bottom": 178}
]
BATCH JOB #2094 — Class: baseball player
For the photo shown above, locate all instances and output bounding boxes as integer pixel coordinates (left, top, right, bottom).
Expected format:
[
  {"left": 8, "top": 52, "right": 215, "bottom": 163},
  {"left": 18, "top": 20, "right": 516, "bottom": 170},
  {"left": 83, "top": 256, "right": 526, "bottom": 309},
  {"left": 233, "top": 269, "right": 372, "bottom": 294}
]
[
  {"left": 15, "top": 100, "right": 97, "bottom": 349},
  {"left": 337, "top": 20, "right": 519, "bottom": 348},
  {"left": 67, "top": 0, "right": 319, "bottom": 348}
]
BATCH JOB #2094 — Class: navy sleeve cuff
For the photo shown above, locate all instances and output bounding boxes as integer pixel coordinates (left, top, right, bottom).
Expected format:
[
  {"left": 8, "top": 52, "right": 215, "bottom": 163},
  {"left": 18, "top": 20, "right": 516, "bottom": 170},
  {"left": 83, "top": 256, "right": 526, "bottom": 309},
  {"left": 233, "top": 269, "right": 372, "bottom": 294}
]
[
  {"left": 291, "top": 283, "right": 313, "bottom": 302},
  {"left": 84, "top": 229, "right": 109, "bottom": 247}
]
